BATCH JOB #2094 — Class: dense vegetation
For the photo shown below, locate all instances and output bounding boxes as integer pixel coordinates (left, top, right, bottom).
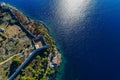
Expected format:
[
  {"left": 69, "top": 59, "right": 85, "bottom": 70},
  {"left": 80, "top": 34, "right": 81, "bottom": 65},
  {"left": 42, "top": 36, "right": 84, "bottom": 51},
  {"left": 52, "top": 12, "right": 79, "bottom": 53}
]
[
  {"left": 16, "top": 50, "right": 55, "bottom": 80},
  {"left": 0, "top": 3, "right": 61, "bottom": 80}
]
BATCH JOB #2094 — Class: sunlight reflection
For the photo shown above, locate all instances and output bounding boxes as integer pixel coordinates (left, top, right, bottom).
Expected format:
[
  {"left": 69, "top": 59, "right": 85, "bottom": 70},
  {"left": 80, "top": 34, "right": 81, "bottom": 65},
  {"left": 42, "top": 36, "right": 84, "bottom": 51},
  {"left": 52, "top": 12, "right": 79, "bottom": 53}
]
[{"left": 58, "top": 0, "right": 93, "bottom": 25}]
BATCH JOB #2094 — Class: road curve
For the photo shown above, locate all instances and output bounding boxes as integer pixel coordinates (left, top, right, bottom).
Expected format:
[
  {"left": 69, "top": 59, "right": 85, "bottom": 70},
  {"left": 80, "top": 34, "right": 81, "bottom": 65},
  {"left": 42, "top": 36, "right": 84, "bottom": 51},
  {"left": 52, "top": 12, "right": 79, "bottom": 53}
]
[{"left": 9, "top": 46, "right": 48, "bottom": 80}]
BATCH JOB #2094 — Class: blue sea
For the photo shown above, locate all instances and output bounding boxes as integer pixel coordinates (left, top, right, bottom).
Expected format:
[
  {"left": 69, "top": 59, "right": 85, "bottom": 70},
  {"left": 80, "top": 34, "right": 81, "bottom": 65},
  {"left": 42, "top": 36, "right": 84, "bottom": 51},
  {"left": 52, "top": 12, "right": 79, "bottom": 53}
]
[{"left": 1, "top": 0, "right": 120, "bottom": 80}]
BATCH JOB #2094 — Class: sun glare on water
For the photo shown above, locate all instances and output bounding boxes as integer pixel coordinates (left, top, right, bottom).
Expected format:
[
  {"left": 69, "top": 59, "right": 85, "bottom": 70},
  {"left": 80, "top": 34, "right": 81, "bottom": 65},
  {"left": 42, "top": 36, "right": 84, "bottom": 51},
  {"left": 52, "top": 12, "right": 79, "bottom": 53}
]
[{"left": 58, "top": 0, "right": 93, "bottom": 25}]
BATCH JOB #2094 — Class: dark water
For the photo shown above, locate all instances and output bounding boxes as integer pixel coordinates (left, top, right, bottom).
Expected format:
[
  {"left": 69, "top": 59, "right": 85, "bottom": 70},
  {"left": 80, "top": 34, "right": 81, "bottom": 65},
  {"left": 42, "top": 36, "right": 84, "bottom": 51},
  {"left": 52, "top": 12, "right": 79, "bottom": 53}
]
[{"left": 1, "top": 0, "right": 120, "bottom": 80}]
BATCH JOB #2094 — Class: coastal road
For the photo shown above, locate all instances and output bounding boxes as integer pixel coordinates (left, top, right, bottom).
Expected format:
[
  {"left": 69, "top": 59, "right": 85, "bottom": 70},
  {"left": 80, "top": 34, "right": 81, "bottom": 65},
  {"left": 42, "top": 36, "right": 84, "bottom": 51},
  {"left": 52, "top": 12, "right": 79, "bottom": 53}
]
[{"left": 9, "top": 46, "right": 48, "bottom": 80}]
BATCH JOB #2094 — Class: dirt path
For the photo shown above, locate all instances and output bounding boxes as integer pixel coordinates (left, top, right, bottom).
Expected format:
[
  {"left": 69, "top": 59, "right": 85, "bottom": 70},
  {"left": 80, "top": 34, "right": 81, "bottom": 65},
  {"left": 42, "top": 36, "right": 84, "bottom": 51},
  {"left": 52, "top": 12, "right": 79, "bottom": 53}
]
[{"left": 0, "top": 54, "right": 20, "bottom": 66}]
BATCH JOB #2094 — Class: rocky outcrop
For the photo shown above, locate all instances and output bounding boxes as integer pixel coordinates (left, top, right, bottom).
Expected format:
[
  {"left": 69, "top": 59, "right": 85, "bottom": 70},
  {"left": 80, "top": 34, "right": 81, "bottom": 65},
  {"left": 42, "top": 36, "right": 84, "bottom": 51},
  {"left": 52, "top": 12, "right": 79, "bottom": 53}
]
[{"left": 52, "top": 53, "right": 62, "bottom": 66}]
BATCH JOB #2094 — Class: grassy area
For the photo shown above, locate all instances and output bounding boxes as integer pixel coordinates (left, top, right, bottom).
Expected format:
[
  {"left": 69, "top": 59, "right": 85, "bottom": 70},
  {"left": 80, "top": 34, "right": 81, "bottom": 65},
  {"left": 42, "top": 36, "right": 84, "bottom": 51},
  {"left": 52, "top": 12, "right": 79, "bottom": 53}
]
[
  {"left": 0, "top": 24, "right": 33, "bottom": 62},
  {"left": 0, "top": 4, "right": 61, "bottom": 80},
  {"left": 0, "top": 60, "right": 11, "bottom": 80},
  {"left": 6, "top": 25, "right": 21, "bottom": 38},
  {"left": 0, "top": 6, "right": 35, "bottom": 80},
  {"left": 15, "top": 49, "right": 55, "bottom": 80}
]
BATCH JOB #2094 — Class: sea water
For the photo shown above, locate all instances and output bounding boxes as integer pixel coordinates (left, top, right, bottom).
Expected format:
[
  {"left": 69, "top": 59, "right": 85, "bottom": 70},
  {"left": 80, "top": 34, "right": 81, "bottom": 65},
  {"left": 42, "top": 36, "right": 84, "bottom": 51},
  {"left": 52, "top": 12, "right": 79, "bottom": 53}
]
[{"left": 1, "top": 0, "right": 120, "bottom": 80}]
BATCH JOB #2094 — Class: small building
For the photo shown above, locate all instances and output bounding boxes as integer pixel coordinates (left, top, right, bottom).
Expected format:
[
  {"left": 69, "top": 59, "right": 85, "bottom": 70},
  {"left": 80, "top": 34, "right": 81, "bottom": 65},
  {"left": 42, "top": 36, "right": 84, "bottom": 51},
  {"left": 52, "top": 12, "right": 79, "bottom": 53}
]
[
  {"left": 35, "top": 44, "right": 40, "bottom": 49},
  {"left": 33, "top": 36, "right": 46, "bottom": 49}
]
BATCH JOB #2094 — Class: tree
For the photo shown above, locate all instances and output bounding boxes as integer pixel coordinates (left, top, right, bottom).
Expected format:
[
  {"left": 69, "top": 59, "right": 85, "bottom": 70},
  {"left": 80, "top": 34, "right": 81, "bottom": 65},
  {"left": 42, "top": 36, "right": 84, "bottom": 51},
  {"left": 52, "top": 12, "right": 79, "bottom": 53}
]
[
  {"left": 40, "top": 77, "right": 49, "bottom": 80},
  {"left": 27, "top": 66, "right": 33, "bottom": 71},
  {"left": 21, "top": 76, "right": 35, "bottom": 80},
  {"left": 21, "top": 76, "right": 27, "bottom": 80},
  {"left": 46, "top": 48, "right": 50, "bottom": 52},
  {"left": 42, "top": 58, "right": 48, "bottom": 63},
  {"left": 36, "top": 55, "right": 41, "bottom": 61},
  {"left": 12, "top": 57, "right": 21, "bottom": 66},
  {"left": 21, "top": 70, "right": 25, "bottom": 76},
  {"left": 39, "top": 68, "right": 44, "bottom": 75},
  {"left": 44, "top": 52, "right": 48, "bottom": 56},
  {"left": 39, "top": 63, "right": 44, "bottom": 68},
  {"left": 47, "top": 68, "right": 55, "bottom": 76}
]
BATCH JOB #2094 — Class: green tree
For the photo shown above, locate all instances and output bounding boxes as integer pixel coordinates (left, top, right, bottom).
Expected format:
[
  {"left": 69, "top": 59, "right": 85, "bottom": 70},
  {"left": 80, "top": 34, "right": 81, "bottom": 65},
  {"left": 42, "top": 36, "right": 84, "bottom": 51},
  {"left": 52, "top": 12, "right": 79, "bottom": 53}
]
[
  {"left": 36, "top": 55, "right": 41, "bottom": 61},
  {"left": 39, "top": 63, "right": 44, "bottom": 68},
  {"left": 21, "top": 76, "right": 27, "bottom": 80},
  {"left": 21, "top": 76, "right": 35, "bottom": 80},
  {"left": 42, "top": 58, "right": 48, "bottom": 63},
  {"left": 40, "top": 77, "right": 49, "bottom": 80},
  {"left": 12, "top": 57, "right": 21, "bottom": 65},
  {"left": 26, "top": 77, "right": 35, "bottom": 80},
  {"left": 39, "top": 68, "right": 44, "bottom": 75},
  {"left": 27, "top": 66, "right": 33, "bottom": 71},
  {"left": 21, "top": 70, "right": 25, "bottom": 76},
  {"left": 47, "top": 68, "right": 55, "bottom": 76},
  {"left": 44, "top": 52, "right": 48, "bottom": 56}
]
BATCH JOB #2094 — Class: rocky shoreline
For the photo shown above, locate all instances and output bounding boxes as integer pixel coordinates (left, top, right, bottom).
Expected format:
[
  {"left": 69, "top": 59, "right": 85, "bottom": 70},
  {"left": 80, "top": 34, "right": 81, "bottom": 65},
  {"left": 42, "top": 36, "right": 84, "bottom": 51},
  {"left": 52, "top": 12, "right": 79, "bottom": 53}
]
[
  {"left": 0, "top": 2, "right": 62, "bottom": 80},
  {"left": 11, "top": 4, "right": 62, "bottom": 66}
]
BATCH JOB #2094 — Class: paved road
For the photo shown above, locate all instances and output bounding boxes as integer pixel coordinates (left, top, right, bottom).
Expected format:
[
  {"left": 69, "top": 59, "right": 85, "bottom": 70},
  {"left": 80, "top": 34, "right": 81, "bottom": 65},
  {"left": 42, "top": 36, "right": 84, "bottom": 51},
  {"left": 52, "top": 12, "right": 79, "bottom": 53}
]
[
  {"left": 9, "top": 46, "right": 48, "bottom": 80},
  {"left": 3, "top": 8, "right": 49, "bottom": 80}
]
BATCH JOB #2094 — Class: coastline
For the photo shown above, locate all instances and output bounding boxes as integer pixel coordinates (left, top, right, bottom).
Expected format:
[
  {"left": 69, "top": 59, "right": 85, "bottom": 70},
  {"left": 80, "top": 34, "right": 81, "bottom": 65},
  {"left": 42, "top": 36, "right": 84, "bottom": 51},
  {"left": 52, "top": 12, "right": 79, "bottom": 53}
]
[
  {"left": 0, "top": 2, "right": 63, "bottom": 80},
  {"left": 10, "top": 3, "right": 64, "bottom": 79},
  {"left": 9, "top": 4, "right": 66, "bottom": 80}
]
